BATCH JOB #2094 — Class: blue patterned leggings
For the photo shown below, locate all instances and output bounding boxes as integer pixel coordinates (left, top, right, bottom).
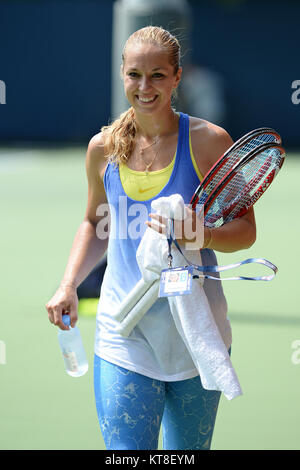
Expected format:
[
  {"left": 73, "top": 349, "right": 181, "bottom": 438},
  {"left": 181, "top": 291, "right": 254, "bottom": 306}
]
[{"left": 93, "top": 355, "right": 221, "bottom": 450}]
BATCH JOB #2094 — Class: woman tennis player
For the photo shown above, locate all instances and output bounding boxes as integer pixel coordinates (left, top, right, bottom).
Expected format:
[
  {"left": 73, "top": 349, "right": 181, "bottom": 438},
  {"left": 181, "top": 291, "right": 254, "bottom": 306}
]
[{"left": 46, "top": 26, "right": 256, "bottom": 450}]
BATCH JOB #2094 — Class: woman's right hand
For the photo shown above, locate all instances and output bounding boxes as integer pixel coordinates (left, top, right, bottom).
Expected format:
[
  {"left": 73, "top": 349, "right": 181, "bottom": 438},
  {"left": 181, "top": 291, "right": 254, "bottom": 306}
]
[{"left": 45, "top": 284, "right": 78, "bottom": 330}]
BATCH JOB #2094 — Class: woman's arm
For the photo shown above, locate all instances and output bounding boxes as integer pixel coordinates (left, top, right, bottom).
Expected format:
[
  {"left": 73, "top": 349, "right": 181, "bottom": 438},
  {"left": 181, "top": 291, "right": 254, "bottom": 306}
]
[
  {"left": 148, "top": 206, "right": 256, "bottom": 253},
  {"left": 202, "top": 208, "right": 256, "bottom": 253},
  {"left": 60, "top": 134, "right": 109, "bottom": 288},
  {"left": 46, "top": 133, "right": 109, "bottom": 329}
]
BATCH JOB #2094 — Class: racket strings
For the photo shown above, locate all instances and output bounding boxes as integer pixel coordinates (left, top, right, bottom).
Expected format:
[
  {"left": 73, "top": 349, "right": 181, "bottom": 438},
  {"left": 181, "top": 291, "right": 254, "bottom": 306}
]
[
  {"left": 198, "top": 132, "right": 280, "bottom": 204},
  {"left": 205, "top": 146, "right": 283, "bottom": 227},
  {"left": 224, "top": 150, "right": 283, "bottom": 223},
  {"left": 233, "top": 147, "right": 282, "bottom": 198}
]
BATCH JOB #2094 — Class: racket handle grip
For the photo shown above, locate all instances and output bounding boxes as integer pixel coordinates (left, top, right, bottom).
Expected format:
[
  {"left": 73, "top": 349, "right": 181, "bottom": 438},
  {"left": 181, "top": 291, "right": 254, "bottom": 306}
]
[
  {"left": 114, "top": 281, "right": 160, "bottom": 337},
  {"left": 111, "top": 278, "right": 155, "bottom": 323}
]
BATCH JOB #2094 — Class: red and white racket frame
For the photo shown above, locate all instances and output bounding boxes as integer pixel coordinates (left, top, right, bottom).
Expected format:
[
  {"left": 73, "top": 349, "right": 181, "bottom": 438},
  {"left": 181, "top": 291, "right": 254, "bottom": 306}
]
[
  {"left": 190, "top": 127, "right": 282, "bottom": 210},
  {"left": 203, "top": 142, "right": 285, "bottom": 226}
]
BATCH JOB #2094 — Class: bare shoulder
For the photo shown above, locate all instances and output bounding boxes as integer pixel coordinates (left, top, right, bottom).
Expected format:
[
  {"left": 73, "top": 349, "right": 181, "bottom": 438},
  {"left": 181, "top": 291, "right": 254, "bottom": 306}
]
[
  {"left": 86, "top": 132, "right": 107, "bottom": 180},
  {"left": 189, "top": 116, "right": 234, "bottom": 174}
]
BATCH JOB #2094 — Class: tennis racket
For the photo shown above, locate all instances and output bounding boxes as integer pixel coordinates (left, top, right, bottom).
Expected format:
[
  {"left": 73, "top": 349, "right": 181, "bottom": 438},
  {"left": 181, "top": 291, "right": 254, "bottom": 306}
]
[
  {"left": 199, "top": 142, "right": 285, "bottom": 228},
  {"left": 190, "top": 127, "right": 281, "bottom": 210}
]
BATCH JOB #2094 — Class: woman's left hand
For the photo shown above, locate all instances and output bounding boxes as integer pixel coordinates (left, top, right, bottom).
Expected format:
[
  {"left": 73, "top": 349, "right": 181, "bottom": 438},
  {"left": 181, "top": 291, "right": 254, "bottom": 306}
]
[{"left": 145, "top": 206, "right": 208, "bottom": 249}]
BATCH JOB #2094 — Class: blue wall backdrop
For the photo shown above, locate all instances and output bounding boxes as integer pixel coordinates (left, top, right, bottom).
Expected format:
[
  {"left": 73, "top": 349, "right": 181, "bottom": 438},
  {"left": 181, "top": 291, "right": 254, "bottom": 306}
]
[{"left": 0, "top": 0, "right": 299, "bottom": 146}]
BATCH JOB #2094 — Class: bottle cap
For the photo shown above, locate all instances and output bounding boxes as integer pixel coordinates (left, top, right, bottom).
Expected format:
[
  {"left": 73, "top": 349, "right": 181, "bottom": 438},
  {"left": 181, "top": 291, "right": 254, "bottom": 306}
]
[{"left": 62, "top": 314, "right": 71, "bottom": 327}]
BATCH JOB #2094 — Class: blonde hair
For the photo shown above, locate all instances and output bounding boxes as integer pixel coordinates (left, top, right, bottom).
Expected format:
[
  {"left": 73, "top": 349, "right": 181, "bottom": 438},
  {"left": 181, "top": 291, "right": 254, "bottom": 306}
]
[{"left": 101, "top": 26, "right": 181, "bottom": 164}]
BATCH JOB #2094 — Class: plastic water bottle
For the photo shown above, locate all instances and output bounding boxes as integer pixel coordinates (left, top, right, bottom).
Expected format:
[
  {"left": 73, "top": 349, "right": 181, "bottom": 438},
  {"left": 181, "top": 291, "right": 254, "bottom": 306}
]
[{"left": 58, "top": 315, "right": 88, "bottom": 377}]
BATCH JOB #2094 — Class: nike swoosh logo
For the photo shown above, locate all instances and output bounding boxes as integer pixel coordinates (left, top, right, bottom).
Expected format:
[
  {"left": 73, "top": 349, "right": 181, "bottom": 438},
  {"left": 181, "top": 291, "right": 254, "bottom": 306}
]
[{"left": 138, "top": 186, "right": 157, "bottom": 194}]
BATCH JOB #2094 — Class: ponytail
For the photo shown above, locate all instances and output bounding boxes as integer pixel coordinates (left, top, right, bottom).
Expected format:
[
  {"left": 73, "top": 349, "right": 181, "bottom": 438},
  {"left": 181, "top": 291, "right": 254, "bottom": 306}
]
[{"left": 101, "top": 107, "right": 137, "bottom": 164}]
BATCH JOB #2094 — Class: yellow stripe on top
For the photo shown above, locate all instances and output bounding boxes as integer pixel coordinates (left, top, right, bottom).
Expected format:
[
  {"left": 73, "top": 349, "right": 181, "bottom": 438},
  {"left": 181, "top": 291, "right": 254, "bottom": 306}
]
[
  {"left": 119, "top": 129, "right": 203, "bottom": 201},
  {"left": 119, "top": 153, "right": 176, "bottom": 201}
]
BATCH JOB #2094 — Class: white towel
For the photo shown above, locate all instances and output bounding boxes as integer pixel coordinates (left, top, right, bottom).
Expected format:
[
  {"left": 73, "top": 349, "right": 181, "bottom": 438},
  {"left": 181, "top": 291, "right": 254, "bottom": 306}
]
[{"left": 137, "top": 194, "right": 242, "bottom": 400}]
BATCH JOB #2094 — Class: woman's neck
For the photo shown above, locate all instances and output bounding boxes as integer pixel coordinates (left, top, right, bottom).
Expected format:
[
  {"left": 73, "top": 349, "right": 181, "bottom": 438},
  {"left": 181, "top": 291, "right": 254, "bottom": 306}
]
[{"left": 134, "top": 107, "right": 179, "bottom": 140}]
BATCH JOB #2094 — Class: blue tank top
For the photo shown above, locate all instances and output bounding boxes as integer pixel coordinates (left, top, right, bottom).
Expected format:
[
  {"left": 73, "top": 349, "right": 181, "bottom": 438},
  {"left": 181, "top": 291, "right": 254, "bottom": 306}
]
[{"left": 94, "top": 112, "right": 231, "bottom": 381}]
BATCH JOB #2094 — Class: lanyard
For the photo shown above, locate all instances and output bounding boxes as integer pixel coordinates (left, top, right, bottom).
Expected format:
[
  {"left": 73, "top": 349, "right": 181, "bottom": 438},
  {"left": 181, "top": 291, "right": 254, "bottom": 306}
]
[{"left": 166, "top": 218, "right": 277, "bottom": 282}]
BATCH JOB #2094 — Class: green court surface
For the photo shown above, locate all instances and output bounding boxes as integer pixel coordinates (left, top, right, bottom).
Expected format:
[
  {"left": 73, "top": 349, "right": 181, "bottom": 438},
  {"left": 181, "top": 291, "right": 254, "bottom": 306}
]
[{"left": 0, "top": 146, "right": 299, "bottom": 450}]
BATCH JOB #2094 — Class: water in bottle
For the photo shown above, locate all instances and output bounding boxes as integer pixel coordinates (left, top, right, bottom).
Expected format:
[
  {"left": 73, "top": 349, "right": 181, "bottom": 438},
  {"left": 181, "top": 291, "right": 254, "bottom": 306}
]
[{"left": 58, "top": 315, "right": 88, "bottom": 377}]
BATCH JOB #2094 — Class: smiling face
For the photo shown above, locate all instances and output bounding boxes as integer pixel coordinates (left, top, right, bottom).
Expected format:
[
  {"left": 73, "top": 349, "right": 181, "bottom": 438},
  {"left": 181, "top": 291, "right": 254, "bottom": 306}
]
[{"left": 122, "top": 43, "right": 182, "bottom": 116}]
